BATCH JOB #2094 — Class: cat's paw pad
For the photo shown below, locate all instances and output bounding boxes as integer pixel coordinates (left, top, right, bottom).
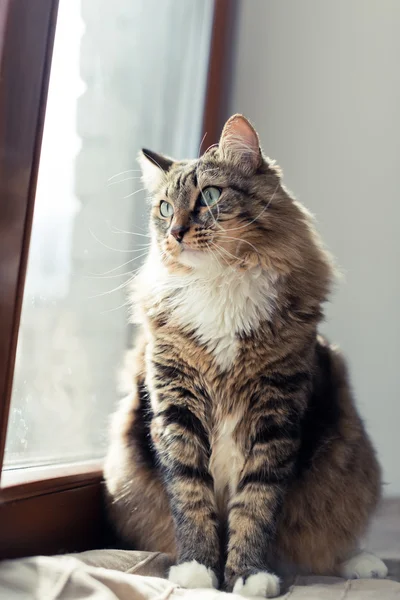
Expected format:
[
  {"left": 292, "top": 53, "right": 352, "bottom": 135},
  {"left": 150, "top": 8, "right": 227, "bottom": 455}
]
[
  {"left": 233, "top": 572, "right": 280, "bottom": 598},
  {"left": 338, "top": 551, "right": 388, "bottom": 579},
  {"left": 168, "top": 560, "right": 218, "bottom": 589}
]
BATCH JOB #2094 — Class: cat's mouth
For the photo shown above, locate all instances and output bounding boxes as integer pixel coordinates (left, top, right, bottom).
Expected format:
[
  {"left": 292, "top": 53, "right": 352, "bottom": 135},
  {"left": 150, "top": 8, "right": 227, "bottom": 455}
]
[
  {"left": 176, "top": 243, "right": 211, "bottom": 268},
  {"left": 162, "top": 235, "right": 214, "bottom": 269},
  {"left": 180, "top": 243, "right": 202, "bottom": 253}
]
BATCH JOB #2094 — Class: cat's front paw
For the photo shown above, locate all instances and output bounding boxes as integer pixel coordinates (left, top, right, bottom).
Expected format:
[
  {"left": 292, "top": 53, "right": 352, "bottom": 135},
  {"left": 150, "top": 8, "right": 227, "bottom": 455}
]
[
  {"left": 168, "top": 560, "right": 218, "bottom": 589},
  {"left": 338, "top": 551, "right": 388, "bottom": 579},
  {"left": 232, "top": 571, "right": 280, "bottom": 598}
]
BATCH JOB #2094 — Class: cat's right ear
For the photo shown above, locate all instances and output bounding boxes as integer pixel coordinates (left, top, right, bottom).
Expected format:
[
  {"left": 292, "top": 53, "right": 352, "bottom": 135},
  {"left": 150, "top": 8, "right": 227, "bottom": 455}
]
[
  {"left": 219, "top": 114, "right": 262, "bottom": 173},
  {"left": 138, "top": 149, "right": 173, "bottom": 193}
]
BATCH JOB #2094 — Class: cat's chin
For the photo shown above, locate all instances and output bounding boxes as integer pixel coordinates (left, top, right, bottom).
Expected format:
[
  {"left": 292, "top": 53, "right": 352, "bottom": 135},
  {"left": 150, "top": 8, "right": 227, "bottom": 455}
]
[{"left": 178, "top": 248, "right": 211, "bottom": 269}]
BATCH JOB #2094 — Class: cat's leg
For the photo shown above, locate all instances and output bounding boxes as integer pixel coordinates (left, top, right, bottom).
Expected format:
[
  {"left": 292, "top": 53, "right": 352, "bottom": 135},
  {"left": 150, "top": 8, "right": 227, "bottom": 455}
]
[
  {"left": 337, "top": 550, "right": 388, "bottom": 579},
  {"left": 225, "top": 401, "right": 303, "bottom": 598},
  {"left": 150, "top": 387, "right": 220, "bottom": 589},
  {"left": 225, "top": 483, "right": 283, "bottom": 598}
]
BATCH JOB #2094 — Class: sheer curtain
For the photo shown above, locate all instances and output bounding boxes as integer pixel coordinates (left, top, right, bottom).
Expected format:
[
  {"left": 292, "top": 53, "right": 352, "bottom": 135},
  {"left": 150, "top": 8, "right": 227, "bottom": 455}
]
[{"left": 5, "top": 0, "right": 213, "bottom": 468}]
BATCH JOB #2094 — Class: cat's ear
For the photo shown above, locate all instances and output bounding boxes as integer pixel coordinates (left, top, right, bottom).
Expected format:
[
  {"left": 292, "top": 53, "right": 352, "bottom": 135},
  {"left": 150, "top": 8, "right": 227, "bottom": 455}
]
[
  {"left": 219, "top": 114, "right": 262, "bottom": 172},
  {"left": 138, "top": 149, "right": 173, "bottom": 192}
]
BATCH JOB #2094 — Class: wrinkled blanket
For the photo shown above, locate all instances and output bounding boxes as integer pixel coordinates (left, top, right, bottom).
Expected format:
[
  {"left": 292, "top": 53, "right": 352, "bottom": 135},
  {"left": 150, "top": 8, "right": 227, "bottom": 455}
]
[{"left": 0, "top": 549, "right": 399, "bottom": 600}]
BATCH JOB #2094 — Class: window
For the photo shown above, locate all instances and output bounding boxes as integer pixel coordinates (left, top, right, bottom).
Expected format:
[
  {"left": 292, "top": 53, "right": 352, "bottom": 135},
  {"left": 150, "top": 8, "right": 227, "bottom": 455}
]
[
  {"left": 3, "top": 0, "right": 213, "bottom": 475},
  {"left": 0, "top": 0, "right": 235, "bottom": 558}
]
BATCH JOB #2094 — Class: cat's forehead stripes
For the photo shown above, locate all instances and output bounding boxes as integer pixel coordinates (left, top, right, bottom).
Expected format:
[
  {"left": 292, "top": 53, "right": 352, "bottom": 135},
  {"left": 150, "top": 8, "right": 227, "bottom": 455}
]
[
  {"left": 165, "top": 163, "right": 200, "bottom": 209},
  {"left": 172, "top": 163, "right": 198, "bottom": 191}
]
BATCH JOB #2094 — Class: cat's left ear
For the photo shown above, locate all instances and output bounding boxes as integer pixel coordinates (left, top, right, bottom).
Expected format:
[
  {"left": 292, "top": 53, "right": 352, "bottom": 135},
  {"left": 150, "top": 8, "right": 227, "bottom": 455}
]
[
  {"left": 219, "top": 114, "right": 262, "bottom": 172},
  {"left": 138, "top": 148, "right": 173, "bottom": 193}
]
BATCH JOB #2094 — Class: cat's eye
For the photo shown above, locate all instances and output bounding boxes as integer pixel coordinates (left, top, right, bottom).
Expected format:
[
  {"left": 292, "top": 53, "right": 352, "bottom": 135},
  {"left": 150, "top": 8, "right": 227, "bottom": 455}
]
[
  {"left": 159, "top": 200, "right": 174, "bottom": 218},
  {"left": 199, "top": 186, "right": 221, "bottom": 207}
]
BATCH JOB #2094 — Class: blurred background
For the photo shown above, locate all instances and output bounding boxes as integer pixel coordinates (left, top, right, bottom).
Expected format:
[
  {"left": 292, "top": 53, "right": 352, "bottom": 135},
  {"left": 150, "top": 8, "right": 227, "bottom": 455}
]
[
  {"left": 229, "top": 0, "right": 400, "bottom": 497},
  {"left": 4, "top": 0, "right": 400, "bottom": 497}
]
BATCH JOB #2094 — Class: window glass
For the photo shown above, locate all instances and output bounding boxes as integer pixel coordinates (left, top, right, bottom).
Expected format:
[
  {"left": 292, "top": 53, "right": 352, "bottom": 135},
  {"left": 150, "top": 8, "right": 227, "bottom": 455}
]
[{"left": 4, "top": 0, "right": 213, "bottom": 469}]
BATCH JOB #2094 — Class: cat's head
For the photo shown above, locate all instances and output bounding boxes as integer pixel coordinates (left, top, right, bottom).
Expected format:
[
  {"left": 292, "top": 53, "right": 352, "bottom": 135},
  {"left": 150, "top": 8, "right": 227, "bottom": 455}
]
[{"left": 139, "top": 114, "right": 328, "bottom": 278}]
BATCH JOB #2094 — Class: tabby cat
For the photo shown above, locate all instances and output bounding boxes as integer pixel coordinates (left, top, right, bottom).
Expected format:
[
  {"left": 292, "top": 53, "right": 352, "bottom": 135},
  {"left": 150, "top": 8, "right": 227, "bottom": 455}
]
[{"left": 104, "top": 115, "right": 387, "bottom": 597}]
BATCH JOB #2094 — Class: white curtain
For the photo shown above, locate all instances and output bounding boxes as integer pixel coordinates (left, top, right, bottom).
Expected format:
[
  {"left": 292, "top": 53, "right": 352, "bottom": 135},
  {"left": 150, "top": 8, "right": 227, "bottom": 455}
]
[{"left": 4, "top": 0, "right": 213, "bottom": 469}]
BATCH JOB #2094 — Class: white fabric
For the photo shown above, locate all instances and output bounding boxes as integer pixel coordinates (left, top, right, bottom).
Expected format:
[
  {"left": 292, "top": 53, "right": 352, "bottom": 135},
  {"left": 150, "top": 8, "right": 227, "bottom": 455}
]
[
  {"left": 0, "top": 555, "right": 233, "bottom": 600},
  {"left": 0, "top": 551, "right": 399, "bottom": 600}
]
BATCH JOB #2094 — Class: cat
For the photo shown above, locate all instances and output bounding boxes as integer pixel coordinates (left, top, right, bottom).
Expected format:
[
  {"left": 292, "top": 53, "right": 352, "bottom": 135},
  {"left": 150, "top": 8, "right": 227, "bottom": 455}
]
[{"left": 104, "top": 115, "right": 387, "bottom": 598}]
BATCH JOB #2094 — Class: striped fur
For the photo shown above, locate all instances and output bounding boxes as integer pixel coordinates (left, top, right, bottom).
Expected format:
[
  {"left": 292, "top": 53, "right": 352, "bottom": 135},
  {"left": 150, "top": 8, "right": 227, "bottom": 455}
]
[{"left": 104, "top": 116, "right": 384, "bottom": 596}]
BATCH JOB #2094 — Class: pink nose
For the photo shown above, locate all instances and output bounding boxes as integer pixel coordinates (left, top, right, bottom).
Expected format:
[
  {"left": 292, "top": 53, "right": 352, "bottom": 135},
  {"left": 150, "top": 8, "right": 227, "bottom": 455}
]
[{"left": 170, "top": 225, "right": 189, "bottom": 243}]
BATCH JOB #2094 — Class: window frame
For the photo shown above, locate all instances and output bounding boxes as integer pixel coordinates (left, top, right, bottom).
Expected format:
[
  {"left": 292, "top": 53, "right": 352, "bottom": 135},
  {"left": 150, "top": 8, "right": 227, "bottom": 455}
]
[{"left": 0, "top": 0, "right": 237, "bottom": 559}]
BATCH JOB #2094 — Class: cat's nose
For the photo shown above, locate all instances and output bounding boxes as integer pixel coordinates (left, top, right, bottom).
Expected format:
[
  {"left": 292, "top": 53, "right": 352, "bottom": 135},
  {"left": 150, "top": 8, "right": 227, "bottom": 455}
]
[{"left": 170, "top": 225, "right": 189, "bottom": 243}]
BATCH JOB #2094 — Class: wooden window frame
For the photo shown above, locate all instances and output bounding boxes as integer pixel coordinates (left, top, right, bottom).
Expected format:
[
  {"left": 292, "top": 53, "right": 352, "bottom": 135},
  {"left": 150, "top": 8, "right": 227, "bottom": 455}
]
[{"left": 0, "top": 0, "right": 237, "bottom": 559}]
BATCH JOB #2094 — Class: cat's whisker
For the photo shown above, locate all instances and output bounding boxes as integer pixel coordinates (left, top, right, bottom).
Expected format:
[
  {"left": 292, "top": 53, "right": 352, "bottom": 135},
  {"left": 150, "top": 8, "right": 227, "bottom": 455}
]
[
  {"left": 197, "top": 131, "right": 208, "bottom": 158},
  {"left": 202, "top": 142, "right": 219, "bottom": 155},
  {"left": 222, "top": 182, "right": 280, "bottom": 233},
  {"left": 211, "top": 244, "right": 236, "bottom": 271},
  {"left": 210, "top": 241, "right": 242, "bottom": 265},
  {"left": 207, "top": 243, "right": 226, "bottom": 269},
  {"left": 207, "top": 200, "right": 223, "bottom": 231},
  {"left": 108, "top": 169, "right": 141, "bottom": 182},
  {"left": 86, "top": 270, "right": 139, "bottom": 280},
  {"left": 89, "top": 229, "right": 151, "bottom": 254},
  {"left": 88, "top": 276, "right": 135, "bottom": 299},
  {"left": 216, "top": 232, "right": 260, "bottom": 257},
  {"left": 123, "top": 187, "right": 147, "bottom": 199},
  {"left": 202, "top": 200, "right": 220, "bottom": 230},
  {"left": 94, "top": 252, "right": 150, "bottom": 276},
  {"left": 110, "top": 226, "right": 152, "bottom": 239},
  {"left": 107, "top": 176, "right": 142, "bottom": 187},
  {"left": 100, "top": 298, "right": 132, "bottom": 315},
  {"left": 195, "top": 168, "right": 225, "bottom": 233},
  {"left": 104, "top": 220, "right": 151, "bottom": 237},
  {"left": 90, "top": 258, "right": 149, "bottom": 298},
  {"left": 196, "top": 165, "right": 218, "bottom": 178}
]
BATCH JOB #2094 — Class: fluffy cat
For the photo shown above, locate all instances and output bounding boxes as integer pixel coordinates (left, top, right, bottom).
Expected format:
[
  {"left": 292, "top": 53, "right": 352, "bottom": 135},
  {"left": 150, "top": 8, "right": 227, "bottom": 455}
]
[{"left": 104, "top": 115, "right": 387, "bottom": 597}]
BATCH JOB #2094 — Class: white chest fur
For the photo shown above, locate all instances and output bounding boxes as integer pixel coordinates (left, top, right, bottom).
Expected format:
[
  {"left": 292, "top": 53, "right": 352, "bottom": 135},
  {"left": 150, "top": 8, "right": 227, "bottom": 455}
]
[
  {"left": 210, "top": 413, "right": 244, "bottom": 507},
  {"left": 138, "top": 252, "right": 277, "bottom": 371}
]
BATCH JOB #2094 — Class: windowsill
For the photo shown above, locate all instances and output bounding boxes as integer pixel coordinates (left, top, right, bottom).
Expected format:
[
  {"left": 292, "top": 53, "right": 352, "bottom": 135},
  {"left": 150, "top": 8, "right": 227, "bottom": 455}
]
[{"left": 0, "top": 459, "right": 103, "bottom": 502}]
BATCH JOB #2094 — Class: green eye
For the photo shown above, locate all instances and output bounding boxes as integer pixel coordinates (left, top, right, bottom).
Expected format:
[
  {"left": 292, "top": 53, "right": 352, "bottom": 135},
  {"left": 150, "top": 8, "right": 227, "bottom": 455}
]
[
  {"left": 199, "top": 186, "right": 221, "bottom": 207},
  {"left": 160, "top": 200, "right": 174, "bottom": 218}
]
